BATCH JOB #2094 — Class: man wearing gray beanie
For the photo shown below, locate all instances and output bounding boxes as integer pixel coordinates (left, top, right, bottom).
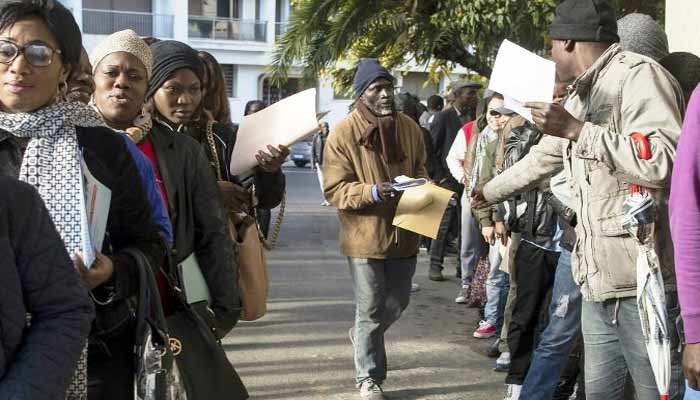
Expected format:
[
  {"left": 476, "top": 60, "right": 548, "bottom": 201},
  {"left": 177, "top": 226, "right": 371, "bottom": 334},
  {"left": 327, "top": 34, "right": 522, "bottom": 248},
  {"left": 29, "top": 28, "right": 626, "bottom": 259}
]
[
  {"left": 322, "top": 59, "right": 428, "bottom": 400},
  {"left": 472, "top": 0, "right": 686, "bottom": 399}
]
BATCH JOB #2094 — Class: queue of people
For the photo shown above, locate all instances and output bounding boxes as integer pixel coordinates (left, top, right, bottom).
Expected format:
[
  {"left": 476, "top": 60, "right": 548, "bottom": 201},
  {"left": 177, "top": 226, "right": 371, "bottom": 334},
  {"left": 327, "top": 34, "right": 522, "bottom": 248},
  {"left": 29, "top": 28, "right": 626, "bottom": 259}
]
[
  {"left": 4, "top": 0, "right": 700, "bottom": 399},
  {"left": 322, "top": 1, "right": 700, "bottom": 400},
  {"left": 0, "top": 1, "right": 288, "bottom": 399}
]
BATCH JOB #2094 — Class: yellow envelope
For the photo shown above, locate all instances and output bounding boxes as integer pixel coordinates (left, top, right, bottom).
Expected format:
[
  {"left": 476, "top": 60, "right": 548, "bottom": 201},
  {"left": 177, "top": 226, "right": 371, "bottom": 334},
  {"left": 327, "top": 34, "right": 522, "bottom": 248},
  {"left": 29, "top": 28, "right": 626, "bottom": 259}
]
[{"left": 392, "top": 183, "right": 455, "bottom": 239}]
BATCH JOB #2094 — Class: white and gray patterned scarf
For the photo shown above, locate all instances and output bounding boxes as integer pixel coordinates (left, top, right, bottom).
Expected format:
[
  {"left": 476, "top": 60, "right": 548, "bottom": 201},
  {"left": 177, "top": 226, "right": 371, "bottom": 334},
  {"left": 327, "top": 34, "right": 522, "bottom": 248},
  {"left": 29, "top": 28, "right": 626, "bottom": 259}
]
[{"left": 0, "top": 101, "right": 106, "bottom": 257}]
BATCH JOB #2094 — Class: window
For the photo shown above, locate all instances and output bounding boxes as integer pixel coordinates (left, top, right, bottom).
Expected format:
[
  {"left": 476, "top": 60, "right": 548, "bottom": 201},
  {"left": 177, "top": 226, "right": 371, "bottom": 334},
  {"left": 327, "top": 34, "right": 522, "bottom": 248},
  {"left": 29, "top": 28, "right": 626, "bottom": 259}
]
[{"left": 220, "top": 64, "right": 237, "bottom": 98}]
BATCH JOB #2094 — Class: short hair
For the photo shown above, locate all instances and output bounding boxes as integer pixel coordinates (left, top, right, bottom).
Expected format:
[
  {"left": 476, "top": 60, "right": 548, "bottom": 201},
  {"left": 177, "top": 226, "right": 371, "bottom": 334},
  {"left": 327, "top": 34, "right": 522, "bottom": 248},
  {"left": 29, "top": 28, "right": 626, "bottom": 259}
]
[
  {"left": 244, "top": 100, "right": 266, "bottom": 116},
  {"left": 0, "top": 1, "right": 82, "bottom": 68},
  {"left": 395, "top": 93, "right": 421, "bottom": 123},
  {"left": 427, "top": 95, "right": 444, "bottom": 111}
]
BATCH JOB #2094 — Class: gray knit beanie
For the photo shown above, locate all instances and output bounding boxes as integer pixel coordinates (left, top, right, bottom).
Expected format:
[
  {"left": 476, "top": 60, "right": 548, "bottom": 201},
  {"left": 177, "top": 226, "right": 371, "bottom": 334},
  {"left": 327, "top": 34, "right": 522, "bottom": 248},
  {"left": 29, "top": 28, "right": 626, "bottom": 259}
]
[{"left": 618, "top": 13, "right": 668, "bottom": 61}]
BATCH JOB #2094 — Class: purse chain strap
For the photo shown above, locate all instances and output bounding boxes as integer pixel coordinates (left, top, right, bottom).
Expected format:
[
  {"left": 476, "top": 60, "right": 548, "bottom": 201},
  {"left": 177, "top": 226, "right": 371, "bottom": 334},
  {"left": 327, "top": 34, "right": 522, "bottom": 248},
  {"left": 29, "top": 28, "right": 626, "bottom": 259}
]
[{"left": 205, "top": 120, "right": 286, "bottom": 250}]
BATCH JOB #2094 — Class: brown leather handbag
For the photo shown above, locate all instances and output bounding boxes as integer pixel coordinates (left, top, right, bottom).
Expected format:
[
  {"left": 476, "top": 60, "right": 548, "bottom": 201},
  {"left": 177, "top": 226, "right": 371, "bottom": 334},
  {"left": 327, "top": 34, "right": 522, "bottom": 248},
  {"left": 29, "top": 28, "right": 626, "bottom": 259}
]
[{"left": 205, "top": 120, "right": 279, "bottom": 321}]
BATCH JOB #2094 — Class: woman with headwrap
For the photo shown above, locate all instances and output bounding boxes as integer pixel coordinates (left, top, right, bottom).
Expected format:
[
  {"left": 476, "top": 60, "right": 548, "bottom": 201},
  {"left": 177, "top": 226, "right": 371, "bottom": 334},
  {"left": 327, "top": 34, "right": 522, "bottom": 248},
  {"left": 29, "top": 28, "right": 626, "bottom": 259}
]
[
  {"left": 0, "top": 2, "right": 166, "bottom": 399},
  {"left": 92, "top": 38, "right": 245, "bottom": 398}
]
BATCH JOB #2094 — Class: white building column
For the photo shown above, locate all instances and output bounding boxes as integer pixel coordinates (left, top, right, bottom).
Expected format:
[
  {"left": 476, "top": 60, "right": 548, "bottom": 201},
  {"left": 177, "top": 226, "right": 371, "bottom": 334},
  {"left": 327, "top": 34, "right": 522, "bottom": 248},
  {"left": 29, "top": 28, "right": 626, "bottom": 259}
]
[
  {"left": 266, "top": 0, "right": 276, "bottom": 45},
  {"left": 172, "top": 0, "right": 188, "bottom": 42}
]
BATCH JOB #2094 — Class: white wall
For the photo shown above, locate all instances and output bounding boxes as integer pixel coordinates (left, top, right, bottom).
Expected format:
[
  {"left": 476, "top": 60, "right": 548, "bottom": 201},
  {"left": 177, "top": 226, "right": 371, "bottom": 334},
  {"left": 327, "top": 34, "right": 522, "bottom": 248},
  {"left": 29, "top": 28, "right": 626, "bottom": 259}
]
[
  {"left": 229, "top": 64, "right": 267, "bottom": 122},
  {"left": 666, "top": 0, "right": 700, "bottom": 56}
]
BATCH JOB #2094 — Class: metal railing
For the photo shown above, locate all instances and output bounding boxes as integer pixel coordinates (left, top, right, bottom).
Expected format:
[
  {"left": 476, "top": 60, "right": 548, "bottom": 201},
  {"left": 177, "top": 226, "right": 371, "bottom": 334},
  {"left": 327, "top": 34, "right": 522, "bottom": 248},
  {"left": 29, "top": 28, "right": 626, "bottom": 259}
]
[
  {"left": 188, "top": 16, "right": 267, "bottom": 42},
  {"left": 82, "top": 8, "right": 174, "bottom": 38}
]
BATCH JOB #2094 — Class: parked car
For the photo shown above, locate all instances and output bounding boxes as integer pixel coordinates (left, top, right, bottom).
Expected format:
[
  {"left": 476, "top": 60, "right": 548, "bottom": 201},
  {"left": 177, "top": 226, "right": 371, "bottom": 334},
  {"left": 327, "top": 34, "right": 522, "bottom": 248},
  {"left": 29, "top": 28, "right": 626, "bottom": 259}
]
[{"left": 289, "top": 140, "right": 312, "bottom": 167}]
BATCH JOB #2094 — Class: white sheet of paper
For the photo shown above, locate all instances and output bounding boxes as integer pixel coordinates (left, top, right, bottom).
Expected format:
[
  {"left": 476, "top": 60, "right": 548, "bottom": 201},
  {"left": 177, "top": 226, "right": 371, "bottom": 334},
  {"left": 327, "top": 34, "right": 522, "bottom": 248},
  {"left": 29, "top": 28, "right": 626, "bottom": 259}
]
[
  {"left": 230, "top": 88, "right": 319, "bottom": 176},
  {"left": 489, "top": 39, "right": 556, "bottom": 122},
  {"left": 81, "top": 155, "right": 112, "bottom": 268}
]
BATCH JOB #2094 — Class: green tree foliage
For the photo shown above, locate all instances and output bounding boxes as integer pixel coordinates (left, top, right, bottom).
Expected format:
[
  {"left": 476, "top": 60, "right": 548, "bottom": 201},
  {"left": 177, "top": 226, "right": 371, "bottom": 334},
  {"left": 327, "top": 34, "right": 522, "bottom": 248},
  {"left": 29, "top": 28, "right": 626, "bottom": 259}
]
[{"left": 270, "top": 0, "right": 664, "bottom": 91}]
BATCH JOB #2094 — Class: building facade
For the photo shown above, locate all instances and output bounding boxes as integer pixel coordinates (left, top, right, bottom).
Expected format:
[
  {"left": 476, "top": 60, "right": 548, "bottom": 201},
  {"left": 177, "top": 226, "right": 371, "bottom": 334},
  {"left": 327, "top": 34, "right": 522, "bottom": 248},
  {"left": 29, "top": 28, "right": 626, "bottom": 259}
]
[{"left": 61, "top": 0, "right": 465, "bottom": 127}]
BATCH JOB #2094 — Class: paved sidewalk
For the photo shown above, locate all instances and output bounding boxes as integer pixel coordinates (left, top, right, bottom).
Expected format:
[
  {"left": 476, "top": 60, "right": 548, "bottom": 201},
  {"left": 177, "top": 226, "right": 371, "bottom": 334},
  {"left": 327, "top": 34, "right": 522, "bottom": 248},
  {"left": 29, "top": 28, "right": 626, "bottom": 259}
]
[{"left": 223, "top": 167, "right": 505, "bottom": 399}]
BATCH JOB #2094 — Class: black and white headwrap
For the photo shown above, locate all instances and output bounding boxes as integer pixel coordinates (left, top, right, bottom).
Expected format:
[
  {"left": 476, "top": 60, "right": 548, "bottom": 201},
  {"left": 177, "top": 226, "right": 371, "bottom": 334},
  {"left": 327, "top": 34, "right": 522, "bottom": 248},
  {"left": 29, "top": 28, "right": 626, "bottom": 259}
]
[{"left": 0, "top": 100, "right": 107, "bottom": 256}]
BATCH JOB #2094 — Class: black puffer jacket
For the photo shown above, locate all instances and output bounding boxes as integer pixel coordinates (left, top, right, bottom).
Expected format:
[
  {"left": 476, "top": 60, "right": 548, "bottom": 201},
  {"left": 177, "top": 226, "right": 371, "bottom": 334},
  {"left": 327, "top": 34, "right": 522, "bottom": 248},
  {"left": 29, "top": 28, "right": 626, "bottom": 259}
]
[
  {"left": 0, "top": 177, "right": 94, "bottom": 399},
  {"left": 149, "top": 122, "right": 241, "bottom": 338},
  {"left": 0, "top": 127, "right": 166, "bottom": 337}
]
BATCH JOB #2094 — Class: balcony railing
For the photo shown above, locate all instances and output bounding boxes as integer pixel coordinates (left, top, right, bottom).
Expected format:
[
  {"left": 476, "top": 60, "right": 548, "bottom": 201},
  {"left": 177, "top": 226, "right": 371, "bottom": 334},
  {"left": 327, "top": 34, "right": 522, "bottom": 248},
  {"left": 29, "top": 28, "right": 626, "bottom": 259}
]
[
  {"left": 188, "top": 16, "right": 267, "bottom": 42},
  {"left": 83, "top": 9, "right": 174, "bottom": 38}
]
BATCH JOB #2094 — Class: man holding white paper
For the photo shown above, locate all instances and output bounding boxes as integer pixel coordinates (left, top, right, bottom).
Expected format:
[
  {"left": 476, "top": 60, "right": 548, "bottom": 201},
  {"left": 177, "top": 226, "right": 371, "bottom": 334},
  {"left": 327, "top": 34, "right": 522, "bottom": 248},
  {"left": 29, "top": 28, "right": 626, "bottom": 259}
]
[
  {"left": 472, "top": 0, "right": 685, "bottom": 399},
  {"left": 323, "top": 58, "right": 428, "bottom": 400}
]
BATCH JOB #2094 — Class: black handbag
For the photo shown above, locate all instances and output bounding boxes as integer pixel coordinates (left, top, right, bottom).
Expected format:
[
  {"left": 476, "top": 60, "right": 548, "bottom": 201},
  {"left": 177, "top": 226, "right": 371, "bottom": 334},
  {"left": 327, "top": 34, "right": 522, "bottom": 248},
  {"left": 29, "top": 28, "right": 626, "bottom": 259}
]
[{"left": 163, "top": 261, "right": 248, "bottom": 400}]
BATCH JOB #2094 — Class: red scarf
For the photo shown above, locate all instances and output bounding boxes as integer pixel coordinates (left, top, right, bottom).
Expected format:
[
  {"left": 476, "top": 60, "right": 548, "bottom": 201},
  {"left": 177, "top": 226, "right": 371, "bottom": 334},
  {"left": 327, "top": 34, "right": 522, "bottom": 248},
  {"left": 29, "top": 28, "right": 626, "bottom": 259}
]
[{"left": 356, "top": 100, "right": 406, "bottom": 163}]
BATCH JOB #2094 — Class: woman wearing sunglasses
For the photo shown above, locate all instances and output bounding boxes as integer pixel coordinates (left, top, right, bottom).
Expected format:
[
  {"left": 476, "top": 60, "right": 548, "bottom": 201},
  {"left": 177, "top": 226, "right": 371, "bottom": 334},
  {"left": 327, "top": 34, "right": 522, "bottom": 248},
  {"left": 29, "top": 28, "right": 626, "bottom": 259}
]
[{"left": 0, "top": 3, "right": 166, "bottom": 399}]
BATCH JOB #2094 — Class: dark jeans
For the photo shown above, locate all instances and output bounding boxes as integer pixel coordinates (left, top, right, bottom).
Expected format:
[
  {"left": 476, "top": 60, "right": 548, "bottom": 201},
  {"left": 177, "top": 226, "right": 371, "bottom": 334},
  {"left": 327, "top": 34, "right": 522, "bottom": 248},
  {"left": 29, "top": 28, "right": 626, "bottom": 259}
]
[
  {"left": 430, "top": 200, "right": 459, "bottom": 270},
  {"left": 506, "top": 240, "right": 560, "bottom": 385},
  {"left": 88, "top": 327, "right": 135, "bottom": 399}
]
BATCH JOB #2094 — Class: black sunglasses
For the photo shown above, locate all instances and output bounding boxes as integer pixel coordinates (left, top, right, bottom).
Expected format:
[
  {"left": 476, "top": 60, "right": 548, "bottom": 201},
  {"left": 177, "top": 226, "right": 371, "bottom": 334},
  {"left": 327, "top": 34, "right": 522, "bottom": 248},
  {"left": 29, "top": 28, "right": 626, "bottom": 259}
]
[
  {"left": 489, "top": 110, "right": 504, "bottom": 117},
  {"left": 0, "top": 40, "right": 62, "bottom": 67}
]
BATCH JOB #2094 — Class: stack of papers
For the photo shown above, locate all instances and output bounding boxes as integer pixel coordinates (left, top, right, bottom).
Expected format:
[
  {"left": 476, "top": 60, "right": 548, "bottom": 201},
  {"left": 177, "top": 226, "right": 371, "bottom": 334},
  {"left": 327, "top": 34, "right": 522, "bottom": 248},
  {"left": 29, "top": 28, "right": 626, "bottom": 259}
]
[
  {"left": 80, "top": 156, "right": 111, "bottom": 268},
  {"left": 488, "top": 39, "right": 556, "bottom": 122}
]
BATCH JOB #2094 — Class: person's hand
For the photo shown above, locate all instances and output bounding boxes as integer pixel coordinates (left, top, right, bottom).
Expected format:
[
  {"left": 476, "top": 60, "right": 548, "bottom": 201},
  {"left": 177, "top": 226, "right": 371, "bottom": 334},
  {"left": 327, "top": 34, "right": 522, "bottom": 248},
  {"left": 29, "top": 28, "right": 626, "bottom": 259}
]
[
  {"left": 494, "top": 221, "right": 509, "bottom": 246},
  {"left": 684, "top": 343, "right": 700, "bottom": 390},
  {"left": 482, "top": 226, "right": 496, "bottom": 245},
  {"left": 377, "top": 182, "right": 398, "bottom": 201},
  {"left": 217, "top": 181, "right": 250, "bottom": 213},
  {"left": 74, "top": 252, "right": 114, "bottom": 290},
  {"left": 471, "top": 187, "right": 491, "bottom": 209},
  {"left": 525, "top": 102, "right": 584, "bottom": 141},
  {"left": 256, "top": 144, "right": 290, "bottom": 173}
]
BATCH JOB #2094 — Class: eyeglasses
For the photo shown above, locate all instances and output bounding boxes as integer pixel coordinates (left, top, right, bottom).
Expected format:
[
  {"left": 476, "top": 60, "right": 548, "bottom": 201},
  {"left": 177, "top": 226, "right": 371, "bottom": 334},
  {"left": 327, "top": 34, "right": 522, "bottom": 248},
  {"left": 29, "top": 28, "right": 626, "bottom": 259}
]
[
  {"left": 0, "top": 40, "right": 62, "bottom": 67},
  {"left": 489, "top": 110, "right": 504, "bottom": 117}
]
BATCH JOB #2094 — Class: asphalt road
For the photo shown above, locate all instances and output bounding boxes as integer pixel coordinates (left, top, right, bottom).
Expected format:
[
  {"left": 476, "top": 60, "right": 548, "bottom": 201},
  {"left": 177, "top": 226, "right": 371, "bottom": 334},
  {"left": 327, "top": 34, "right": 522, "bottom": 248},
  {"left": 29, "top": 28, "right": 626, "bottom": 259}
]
[{"left": 223, "top": 165, "right": 505, "bottom": 399}]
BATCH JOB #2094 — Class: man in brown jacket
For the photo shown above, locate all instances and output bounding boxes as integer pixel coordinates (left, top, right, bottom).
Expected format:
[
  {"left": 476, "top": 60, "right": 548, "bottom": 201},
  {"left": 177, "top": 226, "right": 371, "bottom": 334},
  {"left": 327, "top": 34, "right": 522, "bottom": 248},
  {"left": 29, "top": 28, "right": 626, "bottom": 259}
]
[
  {"left": 323, "top": 58, "right": 428, "bottom": 400},
  {"left": 473, "top": 1, "right": 684, "bottom": 399}
]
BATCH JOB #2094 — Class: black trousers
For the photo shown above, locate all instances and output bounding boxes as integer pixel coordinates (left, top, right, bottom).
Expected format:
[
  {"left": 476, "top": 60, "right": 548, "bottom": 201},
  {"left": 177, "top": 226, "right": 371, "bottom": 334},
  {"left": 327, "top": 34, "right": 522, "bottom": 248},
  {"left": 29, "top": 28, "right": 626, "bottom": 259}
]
[
  {"left": 429, "top": 200, "right": 459, "bottom": 270},
  {"left": 506, "top": 240, "right": 560, "bottom": 385}
]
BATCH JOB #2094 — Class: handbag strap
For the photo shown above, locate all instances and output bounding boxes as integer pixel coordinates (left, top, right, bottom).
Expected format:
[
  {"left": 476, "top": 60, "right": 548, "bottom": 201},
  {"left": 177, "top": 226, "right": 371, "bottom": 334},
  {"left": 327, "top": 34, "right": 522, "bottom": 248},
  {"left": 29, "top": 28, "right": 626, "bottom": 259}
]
[
  {"left": 262, "top": 190, "right": 285, "bottom": 250},
  {"left": 206, "top": 119, "right": 286, "bottom": 250}
]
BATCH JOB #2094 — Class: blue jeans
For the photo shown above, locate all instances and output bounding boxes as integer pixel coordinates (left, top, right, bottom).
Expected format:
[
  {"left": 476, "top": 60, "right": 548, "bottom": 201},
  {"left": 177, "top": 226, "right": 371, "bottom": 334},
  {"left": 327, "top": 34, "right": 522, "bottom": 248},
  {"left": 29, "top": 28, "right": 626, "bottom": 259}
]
[
  {"left": 348, "top": 257, "right": 417, "bottom": 385},
  {"left": 484, "top": 242, "right": 508, "bottom": 329},
  {"left": 520, "top": 249, "right": 581, "bottom": 399},
  {"left": 460, "top": 192, "right": 487, "bottom": 286},
  {"left": 582, "top": 295, "right": 684, "bottom": 400}
]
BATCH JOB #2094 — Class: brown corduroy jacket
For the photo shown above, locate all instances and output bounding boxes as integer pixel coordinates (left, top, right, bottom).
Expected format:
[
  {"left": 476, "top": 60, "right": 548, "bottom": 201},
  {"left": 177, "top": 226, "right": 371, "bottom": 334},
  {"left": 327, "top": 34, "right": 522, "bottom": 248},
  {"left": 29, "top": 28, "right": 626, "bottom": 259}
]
[{"left": 323, "top": 109, "right": 428, "bottom": 259}]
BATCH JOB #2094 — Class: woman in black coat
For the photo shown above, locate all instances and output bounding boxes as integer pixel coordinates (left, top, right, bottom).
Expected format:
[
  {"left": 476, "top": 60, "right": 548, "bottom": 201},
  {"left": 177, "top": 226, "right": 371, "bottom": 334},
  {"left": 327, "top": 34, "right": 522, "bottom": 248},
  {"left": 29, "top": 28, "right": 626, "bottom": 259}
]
[{"left": 0, "top": 3, "right": 166, "bottom": 399}]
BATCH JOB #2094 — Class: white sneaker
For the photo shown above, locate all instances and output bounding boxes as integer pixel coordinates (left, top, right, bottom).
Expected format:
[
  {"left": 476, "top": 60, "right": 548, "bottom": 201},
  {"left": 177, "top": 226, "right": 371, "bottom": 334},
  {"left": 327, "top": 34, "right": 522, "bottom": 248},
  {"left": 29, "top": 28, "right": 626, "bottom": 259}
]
[
  {"left": 410, "top": 282, "right": 420, "bottom": 293},
  {"left": 359, "top": 379, "right": 384, "bottom": 400},
  {"left": 455, "top": 285, "right": 470, "bottom": 303},
  {"left": 495, "top": 351, "right": 510, "bottom": 372},
  {"left": 503, "top": 384, "right": 521, "bottom": 400}
]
